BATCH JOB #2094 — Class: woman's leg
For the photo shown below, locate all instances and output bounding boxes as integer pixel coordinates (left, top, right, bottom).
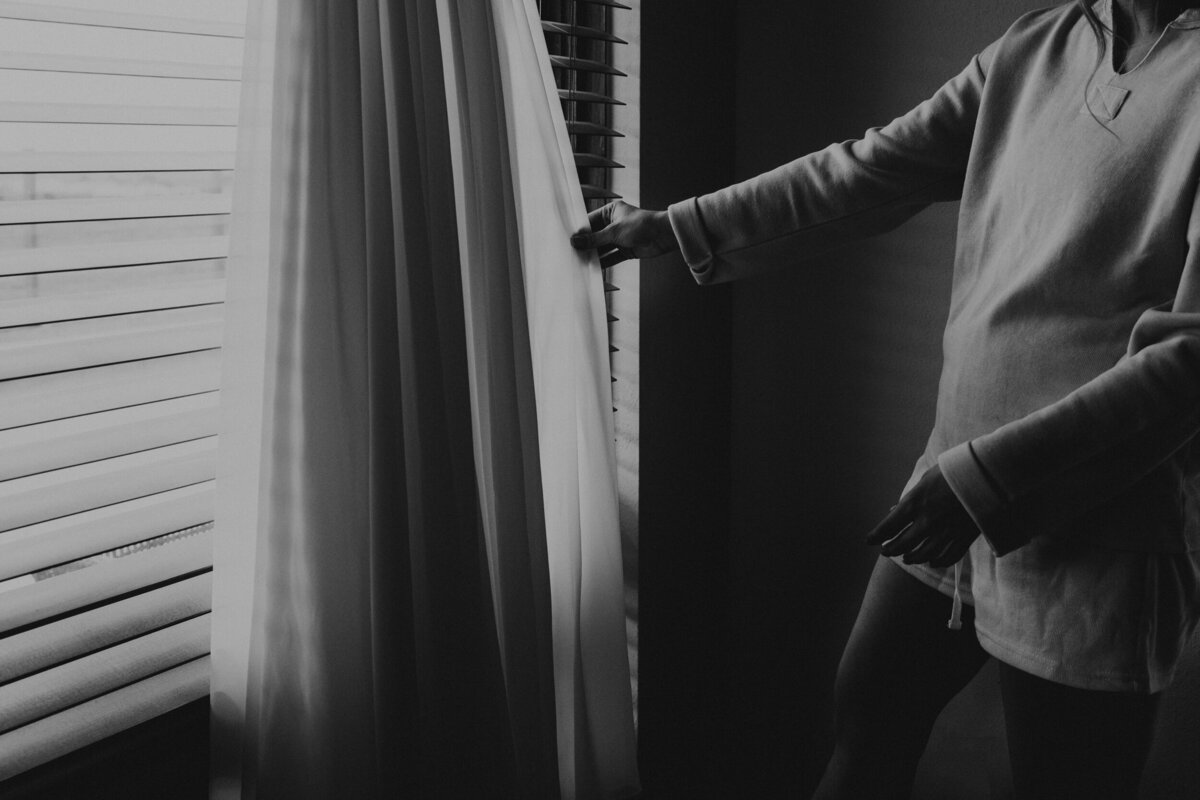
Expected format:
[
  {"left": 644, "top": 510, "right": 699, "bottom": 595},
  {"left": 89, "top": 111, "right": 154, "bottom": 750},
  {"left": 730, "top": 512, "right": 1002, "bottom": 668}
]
[
  {"left": 998, "top": 663, "right": 1160, "bottom": 800},
  {"left": 812, "top": 557, "right": 990, "bottom": 800}
]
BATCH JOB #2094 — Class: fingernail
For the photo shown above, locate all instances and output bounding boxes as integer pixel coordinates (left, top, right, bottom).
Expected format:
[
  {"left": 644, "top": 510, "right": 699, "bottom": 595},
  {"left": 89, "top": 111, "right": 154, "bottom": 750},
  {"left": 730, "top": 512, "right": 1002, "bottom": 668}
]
[{"left": 570, "top": 235, "right": 586, "bottom": 247}]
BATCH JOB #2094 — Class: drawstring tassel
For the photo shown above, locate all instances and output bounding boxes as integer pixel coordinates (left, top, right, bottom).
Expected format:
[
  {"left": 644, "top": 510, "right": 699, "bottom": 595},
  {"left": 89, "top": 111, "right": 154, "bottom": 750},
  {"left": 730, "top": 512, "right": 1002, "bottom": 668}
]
[{"left": 947, "top": 559, "right": 963, "bottom": 630}]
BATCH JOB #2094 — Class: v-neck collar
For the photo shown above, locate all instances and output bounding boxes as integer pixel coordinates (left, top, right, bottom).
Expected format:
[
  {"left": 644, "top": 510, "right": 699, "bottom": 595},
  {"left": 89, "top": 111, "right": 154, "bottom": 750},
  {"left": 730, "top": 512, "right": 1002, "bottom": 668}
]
[
  {"left": 1092, "top": 0, "right": 1200, "bottom": 78},
  {"left": 1095, "top": 0, "right": 1200, "bottom": 31}
]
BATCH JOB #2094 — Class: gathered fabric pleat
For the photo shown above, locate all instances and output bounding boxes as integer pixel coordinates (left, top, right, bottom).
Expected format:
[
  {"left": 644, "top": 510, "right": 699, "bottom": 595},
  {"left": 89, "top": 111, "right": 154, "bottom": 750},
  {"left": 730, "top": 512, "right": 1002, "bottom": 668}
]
[{"left": 211, "top": 1, "right": 638, "bottom": 798}]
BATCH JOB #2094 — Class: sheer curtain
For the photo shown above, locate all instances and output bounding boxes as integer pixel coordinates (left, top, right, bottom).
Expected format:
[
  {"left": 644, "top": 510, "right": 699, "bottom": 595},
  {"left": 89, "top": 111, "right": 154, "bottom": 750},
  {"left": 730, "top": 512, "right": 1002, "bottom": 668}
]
[{"left": 209, "top": 0, "right": 638, "bottom": 797}]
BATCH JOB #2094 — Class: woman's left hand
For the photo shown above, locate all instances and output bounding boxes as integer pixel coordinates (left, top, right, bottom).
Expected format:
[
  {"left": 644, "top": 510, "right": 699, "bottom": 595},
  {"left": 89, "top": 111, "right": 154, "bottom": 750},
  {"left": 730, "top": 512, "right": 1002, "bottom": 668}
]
[{"left": 865, "top": 464, "right": 981, "bottom": 567}]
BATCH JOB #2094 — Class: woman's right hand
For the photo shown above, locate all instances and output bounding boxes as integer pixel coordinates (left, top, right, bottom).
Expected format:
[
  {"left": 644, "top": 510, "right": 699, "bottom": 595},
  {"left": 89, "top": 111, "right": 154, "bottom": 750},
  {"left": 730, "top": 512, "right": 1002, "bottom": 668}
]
[{"left": 570, "top": 200, "right": 680, "bottom": 268}]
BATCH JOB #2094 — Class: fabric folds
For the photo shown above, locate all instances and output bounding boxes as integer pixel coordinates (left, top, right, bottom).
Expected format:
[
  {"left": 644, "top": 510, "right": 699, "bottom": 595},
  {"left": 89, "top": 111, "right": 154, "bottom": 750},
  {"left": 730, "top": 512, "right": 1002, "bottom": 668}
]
[{"left": 211, "top": 1, "right": 638, "bottom": 797}]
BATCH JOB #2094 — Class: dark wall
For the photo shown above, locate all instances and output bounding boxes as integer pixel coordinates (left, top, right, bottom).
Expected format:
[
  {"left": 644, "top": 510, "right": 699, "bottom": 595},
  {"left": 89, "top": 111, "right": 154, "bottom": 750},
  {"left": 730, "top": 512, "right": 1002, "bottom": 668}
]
[{"left": 637, "top": 2, "right": 737, "bottom": 798}]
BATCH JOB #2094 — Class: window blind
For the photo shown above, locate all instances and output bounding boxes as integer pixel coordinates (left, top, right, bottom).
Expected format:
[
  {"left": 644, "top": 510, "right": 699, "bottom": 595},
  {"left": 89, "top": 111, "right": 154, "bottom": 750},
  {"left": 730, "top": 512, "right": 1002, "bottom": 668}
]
[
  {"left": 539, "top": 0, "right": 628, "bottom": 205},
  {"left": 538, "top": 0, "right": 630, "bottom": 397},
  {"left": 0, "top": 1, "right": 243, "bottom": 780},
  {"left": 539, "top": 0, "right": 641, "bottom": 723}
]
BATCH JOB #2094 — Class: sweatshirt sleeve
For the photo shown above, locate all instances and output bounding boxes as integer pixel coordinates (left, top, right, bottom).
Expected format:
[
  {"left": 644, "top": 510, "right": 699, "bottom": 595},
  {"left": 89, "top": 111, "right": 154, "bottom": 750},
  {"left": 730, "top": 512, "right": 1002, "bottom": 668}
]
[
  {"left": 939, "top": 199, "right": 1200, "bottom": 556},
  {"left": 667, "top": 48, "right": 992, "bottom": 285}
]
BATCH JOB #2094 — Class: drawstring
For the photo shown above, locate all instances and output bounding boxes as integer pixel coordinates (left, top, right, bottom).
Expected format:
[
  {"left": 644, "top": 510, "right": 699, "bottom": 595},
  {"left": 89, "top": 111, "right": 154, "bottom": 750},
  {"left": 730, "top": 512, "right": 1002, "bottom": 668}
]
[{"left": 947, "top": 559, "right": 964, "bottom": 630}]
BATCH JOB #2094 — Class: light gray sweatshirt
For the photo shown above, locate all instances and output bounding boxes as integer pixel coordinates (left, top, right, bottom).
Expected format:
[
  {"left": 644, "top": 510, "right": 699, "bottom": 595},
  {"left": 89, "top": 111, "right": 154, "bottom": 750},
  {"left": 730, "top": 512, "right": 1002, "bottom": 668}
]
[{"left": 667, "top": 0, "right": 1200, "bottom": 555}]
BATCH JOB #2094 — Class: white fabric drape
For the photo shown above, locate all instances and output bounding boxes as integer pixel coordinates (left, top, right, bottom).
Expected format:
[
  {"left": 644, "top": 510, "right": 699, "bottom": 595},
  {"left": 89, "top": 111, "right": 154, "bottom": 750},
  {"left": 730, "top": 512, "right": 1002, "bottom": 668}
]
[{"left": 210, "top": 0, "right": 638, "bottom": 798}]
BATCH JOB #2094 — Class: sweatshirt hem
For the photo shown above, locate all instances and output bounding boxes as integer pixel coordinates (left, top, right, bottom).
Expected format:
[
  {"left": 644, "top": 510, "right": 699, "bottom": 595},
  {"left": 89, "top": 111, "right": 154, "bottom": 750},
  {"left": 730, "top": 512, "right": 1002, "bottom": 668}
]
[{"left": 974, "top": 625, "right": 1164, "bottom": 693}]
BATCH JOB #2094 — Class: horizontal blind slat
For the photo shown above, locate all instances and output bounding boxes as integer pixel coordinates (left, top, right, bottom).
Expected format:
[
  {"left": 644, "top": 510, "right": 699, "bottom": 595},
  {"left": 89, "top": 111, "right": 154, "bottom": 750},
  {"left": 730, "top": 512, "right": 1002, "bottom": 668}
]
[
  {"left": 540, "top": 20, "right": 627, "bottom": 43},
  {"left": 0, "top": 52, "right": 241, "bottom": 81},
  {"left": 0, "top": 350, "right": 222, "bottom": 428},
  {"left": 558, "top": 89, "right": 624, "bottom": 105},
  {"left": 0, "top": 529, "right": 212, "bottom": 635},
  {"left": 0, "top": 438, "right": 217, "bottom": 533},
  {"left": 0, "top": 324, "right": 221, "bottom": 380},
  {"left": 0, "top": 306, "right": 223, "bottom": 380},
  {"left": 0, "top": 576, "right": 211, "bottom": 685},
  {"left": 548, "top": 54, "right": 626, "bottom": 76},
  {"left": 0, "top": 16, "right": 242, "bottom": 63},
  {"left": 0, "top": 151, "right": 235, "bottom": 173},
  {"left": 1, "top": 122, "right": 237, "bottom": 156},
  {"left": 581, "top": 183, "right": 619, "bottom": 200},
  {"left": 0, "top": 482, "right": 214, "bottom": 582},
  {"left": 0, "top": 393, "right": 220, "bottom": 481},
  {"left": 0, "top": 280, "right": 226, "bottom": 327},
  {"left": 0, "top": 102, "right": 238, "bottom": 126},
  {"left": 0, "top": 615, "right": 210, "bottom": 734},
  {"left": 1, "top": 303, "right": 222, "bottom": 345},
  {"left": 0, "top": 236, "right": 229, "bottom": 276},
  {"left": 0, "top": 194, "right": 232, "bottom": 225},
  {"left": 0, "top": 2, "right": 244, "bottom": 38},
  {"left": 4, "top": 71, "right": 240, "bottom": 110},
  {"left": 0, "top": 260, "right": 225, "bottom": 298},
  {"left": 565, "top": 120, "right": 623, "bottom": 138},
  {"left": 0, "top": 573, "right": 211, "bottom": 684},
  {"left": 0, "top": 656, "right": 209, "bottom": 782},
  {"left": 574, "top": 153, "right": 623, "bottom": 169}
]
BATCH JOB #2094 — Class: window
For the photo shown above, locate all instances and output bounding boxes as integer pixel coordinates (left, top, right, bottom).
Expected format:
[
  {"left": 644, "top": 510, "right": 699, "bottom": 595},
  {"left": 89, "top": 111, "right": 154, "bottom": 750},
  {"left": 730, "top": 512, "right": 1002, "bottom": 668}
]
[
  {"left": 0, "top": 1, "right": 245, "bottom": 779},
  {"left": 0, "top": 1, "right": 638, "bottom": 781}
]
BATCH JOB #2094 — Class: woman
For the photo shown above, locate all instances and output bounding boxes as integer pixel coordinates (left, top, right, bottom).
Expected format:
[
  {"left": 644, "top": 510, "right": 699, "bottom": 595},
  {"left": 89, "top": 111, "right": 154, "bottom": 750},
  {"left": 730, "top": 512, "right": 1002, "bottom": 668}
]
[{"left": 572, "top": 1, "right": 1200, "bottom": 797}]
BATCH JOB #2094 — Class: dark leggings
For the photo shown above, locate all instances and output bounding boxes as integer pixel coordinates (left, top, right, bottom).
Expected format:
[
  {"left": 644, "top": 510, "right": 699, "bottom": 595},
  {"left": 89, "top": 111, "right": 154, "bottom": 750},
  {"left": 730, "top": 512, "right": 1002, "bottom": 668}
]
[{"left": 812, "top": 557, "right": 1160, "bottom": 800}]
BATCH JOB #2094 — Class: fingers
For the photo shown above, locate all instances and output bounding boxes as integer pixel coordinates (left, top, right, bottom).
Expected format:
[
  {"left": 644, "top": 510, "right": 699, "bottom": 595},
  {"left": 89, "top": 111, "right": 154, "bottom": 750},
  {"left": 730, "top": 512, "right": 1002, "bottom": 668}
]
[
  {"left": 587, "top": 203, "right": 615, "bottom": 233},
  {"left": 571, "top": 203, "right": 620, "bottom": 250},
  {"left": 864, "top": 503, "right": 911, "bottom": 546},
  {"left": 878, "top": 522, "right": 975, "bottom": 566},
  {"left": 924, "top": 537, "right": 963, "bottom": 567},
  {"left": 575, "top": 201, "right": 629, "bottom": 267},
  {"left": 572, "top": 223, "right": 618, "bottom": 253},
  {"left": 900, "top": 531, "right": 949, "bottom": 564},
  {"left": 928, "top": 539, "right": 972, "bottom": 568},
  {"left": 571, "top": 227, "right": 614, "bottom": 251},
  {"left": 879, "top": 518, "right": 930, "bottom": 558},
  {"left": 867, "top": 464, "right": 980, "bottom": 564},
  {"left": 866, "top": 469, "right": 980, "bottom": 566}
]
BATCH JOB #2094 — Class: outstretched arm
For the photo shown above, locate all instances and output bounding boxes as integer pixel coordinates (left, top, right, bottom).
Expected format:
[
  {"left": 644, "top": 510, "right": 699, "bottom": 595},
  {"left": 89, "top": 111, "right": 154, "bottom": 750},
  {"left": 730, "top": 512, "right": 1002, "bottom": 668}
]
[
  {"left": 668, "top": 49, "right": 990, "bottom": 285},
  {"left": 572, "top": 46, "right": 994, "bottom": 280}
]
